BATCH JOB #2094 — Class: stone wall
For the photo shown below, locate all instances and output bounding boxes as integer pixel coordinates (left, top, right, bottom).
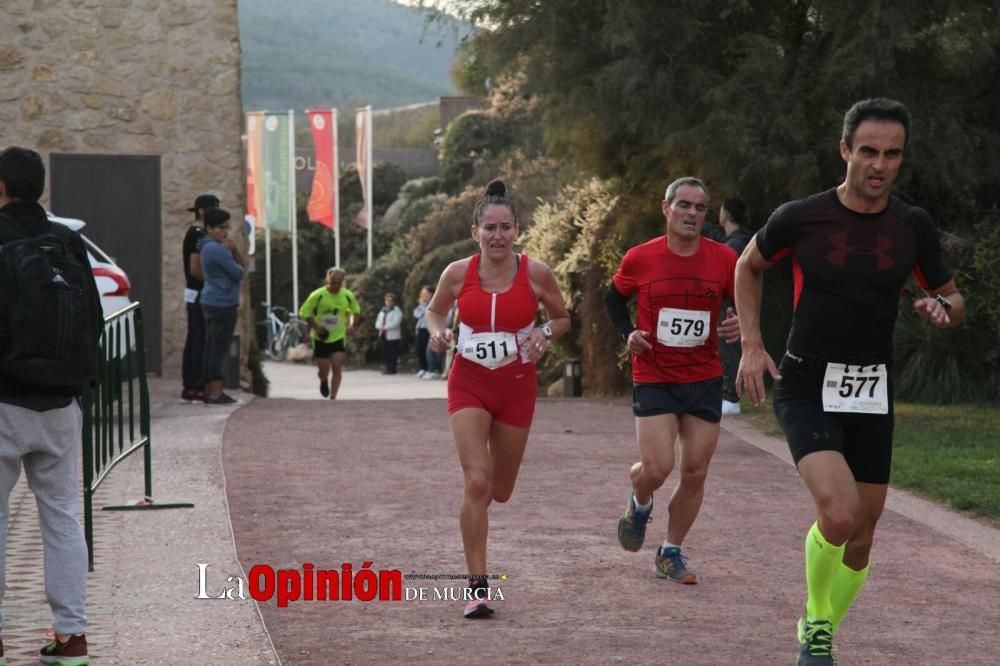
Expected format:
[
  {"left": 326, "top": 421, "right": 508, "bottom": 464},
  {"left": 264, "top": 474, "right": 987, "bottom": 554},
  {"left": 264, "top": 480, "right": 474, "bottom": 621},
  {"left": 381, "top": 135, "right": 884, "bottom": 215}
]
[{"left": 0, "top": 0, "right": 244, "bottom": 381}]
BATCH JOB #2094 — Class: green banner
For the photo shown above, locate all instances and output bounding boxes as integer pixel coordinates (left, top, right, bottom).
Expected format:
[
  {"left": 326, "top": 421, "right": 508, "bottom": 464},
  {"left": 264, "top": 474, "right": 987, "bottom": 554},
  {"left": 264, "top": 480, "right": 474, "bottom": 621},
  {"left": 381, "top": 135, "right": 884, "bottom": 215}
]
[{"left": 261, "top": 112, "right": 292, "bottom": 231}]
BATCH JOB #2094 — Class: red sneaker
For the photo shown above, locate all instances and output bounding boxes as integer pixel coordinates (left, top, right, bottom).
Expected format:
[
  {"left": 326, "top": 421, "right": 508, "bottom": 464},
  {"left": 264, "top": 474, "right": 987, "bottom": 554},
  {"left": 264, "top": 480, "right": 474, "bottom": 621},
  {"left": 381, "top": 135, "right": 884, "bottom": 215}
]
[{"left": 39, "top": 632, "right": 89, "bottom": 665}]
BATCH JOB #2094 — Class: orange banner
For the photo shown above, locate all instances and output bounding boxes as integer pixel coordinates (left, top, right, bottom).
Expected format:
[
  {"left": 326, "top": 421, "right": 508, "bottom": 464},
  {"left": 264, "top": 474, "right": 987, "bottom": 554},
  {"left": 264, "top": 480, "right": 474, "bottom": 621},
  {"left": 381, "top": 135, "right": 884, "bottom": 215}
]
[
  {"left": 246, "top": 112, "right": 265, "bottom": 228},
  {"left": 307, "top": 109, "right": 337, "bottom": 229}
]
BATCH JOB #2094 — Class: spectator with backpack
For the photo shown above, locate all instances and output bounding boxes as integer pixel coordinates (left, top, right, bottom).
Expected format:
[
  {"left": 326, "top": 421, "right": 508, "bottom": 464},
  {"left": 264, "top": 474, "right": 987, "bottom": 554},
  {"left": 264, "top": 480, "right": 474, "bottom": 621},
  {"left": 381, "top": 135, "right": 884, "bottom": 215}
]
[{"left": 0, "top": 146, "right": 101, "bottom": 665}]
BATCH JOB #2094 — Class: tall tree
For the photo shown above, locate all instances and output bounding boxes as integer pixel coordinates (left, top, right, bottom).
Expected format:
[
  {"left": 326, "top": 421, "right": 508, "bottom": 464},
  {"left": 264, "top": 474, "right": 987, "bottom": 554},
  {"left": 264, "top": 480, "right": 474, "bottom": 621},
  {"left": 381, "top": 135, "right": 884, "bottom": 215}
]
[{"left": 445, "top": 0, "right": 999, "bottom": 228}]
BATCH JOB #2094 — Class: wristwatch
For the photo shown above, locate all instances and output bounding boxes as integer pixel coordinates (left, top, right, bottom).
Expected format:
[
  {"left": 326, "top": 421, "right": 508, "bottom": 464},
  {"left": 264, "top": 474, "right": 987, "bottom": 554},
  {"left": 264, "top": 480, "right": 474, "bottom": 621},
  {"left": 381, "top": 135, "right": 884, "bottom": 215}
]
[
  {"left": 935, "top": 294, "right": 953, "bottom": 311},
  {"left": 541, "top": 323, "right": 553, "bottom": 339}
]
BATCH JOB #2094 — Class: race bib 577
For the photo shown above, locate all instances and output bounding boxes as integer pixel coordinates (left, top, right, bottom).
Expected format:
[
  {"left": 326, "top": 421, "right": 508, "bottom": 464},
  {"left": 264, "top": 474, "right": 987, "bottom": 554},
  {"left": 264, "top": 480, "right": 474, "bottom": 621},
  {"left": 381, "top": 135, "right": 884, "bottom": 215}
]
[{"left": 822, "top": 363, "right": 889, "bottom": 414}]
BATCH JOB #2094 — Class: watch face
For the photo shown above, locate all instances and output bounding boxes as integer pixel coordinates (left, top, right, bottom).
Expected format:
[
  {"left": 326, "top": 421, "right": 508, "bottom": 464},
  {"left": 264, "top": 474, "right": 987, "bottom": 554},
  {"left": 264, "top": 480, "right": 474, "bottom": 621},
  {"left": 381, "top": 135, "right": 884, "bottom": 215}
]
[{"left": 542, "top": 324, "right": 553, "bottom": 338}]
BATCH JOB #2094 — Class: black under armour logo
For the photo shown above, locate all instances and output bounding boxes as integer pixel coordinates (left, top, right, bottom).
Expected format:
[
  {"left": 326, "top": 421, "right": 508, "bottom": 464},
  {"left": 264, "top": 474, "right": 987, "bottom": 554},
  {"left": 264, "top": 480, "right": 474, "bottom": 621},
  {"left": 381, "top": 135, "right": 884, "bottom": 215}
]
[
  {"left": 812, "top": 431, "right": 831, "bottom": 440},
  {"left": 826, "top": 232, "right": 895, "bottom": 270}
]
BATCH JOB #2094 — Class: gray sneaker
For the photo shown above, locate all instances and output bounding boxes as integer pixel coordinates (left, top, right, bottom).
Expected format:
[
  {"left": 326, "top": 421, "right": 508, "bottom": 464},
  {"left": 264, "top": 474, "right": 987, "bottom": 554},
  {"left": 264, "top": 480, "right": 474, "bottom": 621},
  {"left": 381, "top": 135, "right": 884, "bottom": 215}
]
[
  {"left": 797, "top": 618, "right": 836, "bottom": 665},
  {"left": 654, "top": 546, "right": 697, "bottom": 584},
  {"left": 617, "top": 492, "right": 652, "bottom": 552}
]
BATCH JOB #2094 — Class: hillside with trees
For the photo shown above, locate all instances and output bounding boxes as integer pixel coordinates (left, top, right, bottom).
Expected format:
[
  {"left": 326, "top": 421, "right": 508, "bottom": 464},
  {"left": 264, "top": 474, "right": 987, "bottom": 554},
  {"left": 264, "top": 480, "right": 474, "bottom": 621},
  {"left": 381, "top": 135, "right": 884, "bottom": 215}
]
[{"left": 239, "top": 0, "right": 471, "bottom": 111}]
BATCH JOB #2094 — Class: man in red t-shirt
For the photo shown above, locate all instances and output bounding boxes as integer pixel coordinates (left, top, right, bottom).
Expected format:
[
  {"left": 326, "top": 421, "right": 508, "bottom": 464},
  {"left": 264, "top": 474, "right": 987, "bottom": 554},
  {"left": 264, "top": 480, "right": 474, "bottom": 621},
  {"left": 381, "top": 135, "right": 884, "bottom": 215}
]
[{"left": 605, "top": 177, "right": 740, "bottom": 584}]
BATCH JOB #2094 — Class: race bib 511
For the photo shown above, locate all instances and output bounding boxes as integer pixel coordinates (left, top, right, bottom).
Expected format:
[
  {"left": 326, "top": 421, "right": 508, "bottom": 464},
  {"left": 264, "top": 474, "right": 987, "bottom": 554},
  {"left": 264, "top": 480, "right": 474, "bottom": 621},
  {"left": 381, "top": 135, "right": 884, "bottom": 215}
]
[{"left": 460, "top": 331, "right": 518, "bottom": 370}]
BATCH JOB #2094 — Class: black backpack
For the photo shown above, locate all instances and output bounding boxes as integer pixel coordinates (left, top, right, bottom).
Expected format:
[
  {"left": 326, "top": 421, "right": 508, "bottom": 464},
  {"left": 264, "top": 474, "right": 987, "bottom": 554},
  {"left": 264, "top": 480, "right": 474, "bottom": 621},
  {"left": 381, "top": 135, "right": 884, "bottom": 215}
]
[{"left": 0, "top": 217, "right": 102, "bottom": 386}]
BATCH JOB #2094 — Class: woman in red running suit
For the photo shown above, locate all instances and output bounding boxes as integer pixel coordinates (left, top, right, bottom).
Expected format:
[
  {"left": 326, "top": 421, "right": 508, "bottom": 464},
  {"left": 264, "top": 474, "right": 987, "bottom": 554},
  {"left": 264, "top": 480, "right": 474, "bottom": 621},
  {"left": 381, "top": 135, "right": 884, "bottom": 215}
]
[{"left": 427, "top": 180, "right": 570, "bottom": 619}]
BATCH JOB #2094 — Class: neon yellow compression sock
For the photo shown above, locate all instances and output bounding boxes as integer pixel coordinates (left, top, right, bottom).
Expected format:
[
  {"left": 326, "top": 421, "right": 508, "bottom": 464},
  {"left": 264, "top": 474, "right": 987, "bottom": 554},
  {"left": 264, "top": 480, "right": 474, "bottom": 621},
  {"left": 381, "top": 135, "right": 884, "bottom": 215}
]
[
  {"left": 804, "top": 521, "right": 846, "bottom": 622},
  {"left": 830, "top": 560, "right": 870, "bottom": 630}
]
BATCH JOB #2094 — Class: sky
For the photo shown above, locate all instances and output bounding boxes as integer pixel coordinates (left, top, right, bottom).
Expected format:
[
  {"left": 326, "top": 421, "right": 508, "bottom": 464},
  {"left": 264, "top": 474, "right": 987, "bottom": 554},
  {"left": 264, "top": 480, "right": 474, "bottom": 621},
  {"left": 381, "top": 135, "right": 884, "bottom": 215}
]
[{"left": 393, "top": 0, "right": 464, "bottom": 19}]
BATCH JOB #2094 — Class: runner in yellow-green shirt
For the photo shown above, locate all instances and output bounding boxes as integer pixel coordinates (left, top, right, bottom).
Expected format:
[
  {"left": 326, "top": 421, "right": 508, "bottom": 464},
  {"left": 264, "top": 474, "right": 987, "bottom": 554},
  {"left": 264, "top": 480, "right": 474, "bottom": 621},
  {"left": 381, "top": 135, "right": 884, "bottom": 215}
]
[{"left": 299, "top": 267, "right": 361, "bottom": 399}]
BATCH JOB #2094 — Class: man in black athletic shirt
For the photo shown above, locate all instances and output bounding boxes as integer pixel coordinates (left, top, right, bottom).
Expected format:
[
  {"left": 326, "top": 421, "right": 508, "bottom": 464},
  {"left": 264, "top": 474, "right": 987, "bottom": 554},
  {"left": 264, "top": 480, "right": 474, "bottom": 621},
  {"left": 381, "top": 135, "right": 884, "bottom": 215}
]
[{"left": 734, "top": 98, "right": 965, "bottom": 665}]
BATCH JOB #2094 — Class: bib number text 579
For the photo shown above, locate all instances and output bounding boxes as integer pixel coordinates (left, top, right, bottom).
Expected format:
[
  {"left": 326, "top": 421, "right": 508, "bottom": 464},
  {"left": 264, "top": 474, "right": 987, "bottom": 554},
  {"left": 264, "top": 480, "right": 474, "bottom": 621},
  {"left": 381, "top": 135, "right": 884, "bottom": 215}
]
[{"left": 656, "top": 307, "right": 710, "bottom": 348}]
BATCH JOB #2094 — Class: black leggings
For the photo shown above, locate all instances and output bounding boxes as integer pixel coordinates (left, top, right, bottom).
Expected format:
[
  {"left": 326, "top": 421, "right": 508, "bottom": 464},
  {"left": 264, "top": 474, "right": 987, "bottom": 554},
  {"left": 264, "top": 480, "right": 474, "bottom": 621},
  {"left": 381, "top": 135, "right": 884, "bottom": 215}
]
[
  {"left": 182, "top": 303, "right": 205, "bottom": 390},
  {"left": 201, "top": 305, "right": 238, "bottom": 383}
]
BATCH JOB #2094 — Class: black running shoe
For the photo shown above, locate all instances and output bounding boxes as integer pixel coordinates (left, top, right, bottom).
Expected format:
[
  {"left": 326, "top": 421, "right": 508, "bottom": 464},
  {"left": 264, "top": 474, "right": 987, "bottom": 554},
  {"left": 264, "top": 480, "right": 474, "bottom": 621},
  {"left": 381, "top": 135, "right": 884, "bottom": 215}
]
[
  {"left": 320, "top": 381, "right": 330, "bottom": 397},
  {"left": 204, "top": 393, "right": 241, "bottom": 406},
  {"left": 463, "top": 578, "right": 495, "bottom": 619},
  {"left": 797, "top": 619, "right": 836, "bottom": 665}
]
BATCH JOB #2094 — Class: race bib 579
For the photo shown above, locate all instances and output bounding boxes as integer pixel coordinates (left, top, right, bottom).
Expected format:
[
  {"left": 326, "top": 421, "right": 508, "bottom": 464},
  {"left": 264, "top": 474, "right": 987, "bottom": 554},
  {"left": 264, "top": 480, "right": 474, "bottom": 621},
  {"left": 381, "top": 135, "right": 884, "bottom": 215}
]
[{"left": 656, "top": 307, "right": 710, "bottom": 348}]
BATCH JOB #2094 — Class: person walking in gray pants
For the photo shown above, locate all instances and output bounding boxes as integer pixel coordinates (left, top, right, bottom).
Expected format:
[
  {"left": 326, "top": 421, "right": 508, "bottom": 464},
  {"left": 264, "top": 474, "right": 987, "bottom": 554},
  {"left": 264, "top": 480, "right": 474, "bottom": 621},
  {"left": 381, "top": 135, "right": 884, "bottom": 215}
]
[{"left": 0, "top": 146, "right": 101, "bottom": 665}]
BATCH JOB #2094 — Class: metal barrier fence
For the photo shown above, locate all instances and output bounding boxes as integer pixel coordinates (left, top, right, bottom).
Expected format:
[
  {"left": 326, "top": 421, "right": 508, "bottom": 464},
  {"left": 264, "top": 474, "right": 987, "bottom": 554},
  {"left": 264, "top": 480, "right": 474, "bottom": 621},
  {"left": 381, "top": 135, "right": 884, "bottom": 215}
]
[{"left": 80, "top": 302, "right": 151, "bottom": 571}]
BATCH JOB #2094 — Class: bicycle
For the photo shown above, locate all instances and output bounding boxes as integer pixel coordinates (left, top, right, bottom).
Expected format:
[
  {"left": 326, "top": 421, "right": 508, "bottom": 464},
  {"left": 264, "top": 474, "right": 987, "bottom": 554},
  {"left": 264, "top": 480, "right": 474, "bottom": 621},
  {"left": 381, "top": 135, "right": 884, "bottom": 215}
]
[
  {"left": 257, "top": 304, "right": 309, "bottom": 361},
  {"left": 256, "top": 303, "right": 285, "bottom": 356}
]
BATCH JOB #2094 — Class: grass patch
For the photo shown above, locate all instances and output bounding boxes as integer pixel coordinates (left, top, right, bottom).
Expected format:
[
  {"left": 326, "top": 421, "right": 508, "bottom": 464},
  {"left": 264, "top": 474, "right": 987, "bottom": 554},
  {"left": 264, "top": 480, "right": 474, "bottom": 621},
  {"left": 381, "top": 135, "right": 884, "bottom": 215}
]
[
  {"left": 740, "top": 395, "right": 782, "bottom": 438},
  {"left": 892, "top": 402, "right": 1000, "bottom": 522},
  {"left": 735, "top": 397, "right": 1000, "bottom": 524}
]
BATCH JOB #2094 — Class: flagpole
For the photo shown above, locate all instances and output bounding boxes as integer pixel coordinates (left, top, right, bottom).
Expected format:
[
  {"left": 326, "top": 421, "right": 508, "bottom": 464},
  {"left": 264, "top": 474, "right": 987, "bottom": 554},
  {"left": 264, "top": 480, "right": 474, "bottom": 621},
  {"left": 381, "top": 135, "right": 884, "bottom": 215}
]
[
  {"left": 265, "top": 226, "right": 272, "bottom": 315},
  {"left": 289, "top": 109, "right": 298, "bottom": 313},
  {"left": 333, "top": 107, "right": 340, "bottom": 268},
  {"left": 366, "top": 104, "right": 373, "bottom": 269}
]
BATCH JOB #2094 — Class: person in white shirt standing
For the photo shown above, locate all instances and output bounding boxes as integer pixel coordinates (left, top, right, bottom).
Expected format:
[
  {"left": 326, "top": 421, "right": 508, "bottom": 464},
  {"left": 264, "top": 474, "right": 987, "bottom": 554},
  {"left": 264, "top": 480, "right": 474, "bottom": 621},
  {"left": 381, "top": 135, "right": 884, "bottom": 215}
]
[{"left": 375, "top": 293, "right": 403, "bottom": 374}]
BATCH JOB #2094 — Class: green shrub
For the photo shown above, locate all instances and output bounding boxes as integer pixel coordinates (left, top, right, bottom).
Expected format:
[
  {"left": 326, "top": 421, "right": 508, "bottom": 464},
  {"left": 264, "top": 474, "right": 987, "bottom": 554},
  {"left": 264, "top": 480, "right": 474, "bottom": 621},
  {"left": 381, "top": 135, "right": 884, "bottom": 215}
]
[
  {"left": 401, "top": 176, "right": 444, "bottom": 200},
  {"left": 893, "top": 219, "right": 1000, "bottom": 403},
  {"left": 410, "top": 188, "right": 481, "bottom": 258},
  {"left": 519, "top": 178, "right": 630, "bottom": 394},
  {"left": 345, "top": 249, "right": 417, "bottom": 367},
  {"left": 340, "top": 161, "right": 409, "bottom": 214},
  {"left": 439, "top": 110, "right": 513, "bottom": 192},
  {"left": 398, "top": 193, "right": 448, "bottom": 237},
  {"left": 402, "top": 238, "right": 479, "bottom": 314},
  {"left": 893, "top": 307, "right": 1000, "bottom": 403}
]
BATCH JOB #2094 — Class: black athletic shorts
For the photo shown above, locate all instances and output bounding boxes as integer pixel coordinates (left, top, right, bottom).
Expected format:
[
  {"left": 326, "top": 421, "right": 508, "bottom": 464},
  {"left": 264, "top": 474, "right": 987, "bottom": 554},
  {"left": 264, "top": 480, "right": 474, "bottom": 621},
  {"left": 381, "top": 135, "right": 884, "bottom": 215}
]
[
  {"left": 773, "top": 353, "right": 894, "bottom": 484},
  {"left": 313, "top": 339, "right": 346, "bottom": 359},
  {"left": 632, "top": 378, "right": 722, "bottom": 422}
]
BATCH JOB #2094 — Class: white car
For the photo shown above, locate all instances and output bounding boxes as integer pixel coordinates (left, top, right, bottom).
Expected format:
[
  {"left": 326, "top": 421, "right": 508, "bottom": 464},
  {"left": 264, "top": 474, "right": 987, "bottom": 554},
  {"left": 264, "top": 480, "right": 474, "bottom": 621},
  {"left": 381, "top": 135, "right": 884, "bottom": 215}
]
[{"left": 47, "top": 212, "right": 132, "bottom": 318}]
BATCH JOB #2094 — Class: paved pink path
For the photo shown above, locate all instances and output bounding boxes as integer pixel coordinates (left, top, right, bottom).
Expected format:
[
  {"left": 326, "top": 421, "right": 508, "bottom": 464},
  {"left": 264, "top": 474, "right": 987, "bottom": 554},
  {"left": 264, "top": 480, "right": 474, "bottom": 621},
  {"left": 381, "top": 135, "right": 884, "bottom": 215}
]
[{"left": 223, "top": 397, "right": 999, "bottom": 665}]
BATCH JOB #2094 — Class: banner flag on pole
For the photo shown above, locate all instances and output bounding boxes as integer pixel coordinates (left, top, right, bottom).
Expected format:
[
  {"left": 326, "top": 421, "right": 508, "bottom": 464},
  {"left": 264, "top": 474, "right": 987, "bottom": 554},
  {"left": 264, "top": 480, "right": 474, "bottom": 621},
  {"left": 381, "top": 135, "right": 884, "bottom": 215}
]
[
  {"left": 246, "top": 112, "right": 265, "bottom": 229},
  {"left": 365, "top": 105, "right": 373, "bottom": 268},
  {"left": 354, "top": 107, "right": 370, "bottom": 229},
  {"left": 288, "top": 109, "right": 299, "bottom": 312},
  {"left": 306, "top": 109, "right": 337, "bottom": 230},
  {"left": 262, "top": 112, "right": 291, "bottom": 231}
]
